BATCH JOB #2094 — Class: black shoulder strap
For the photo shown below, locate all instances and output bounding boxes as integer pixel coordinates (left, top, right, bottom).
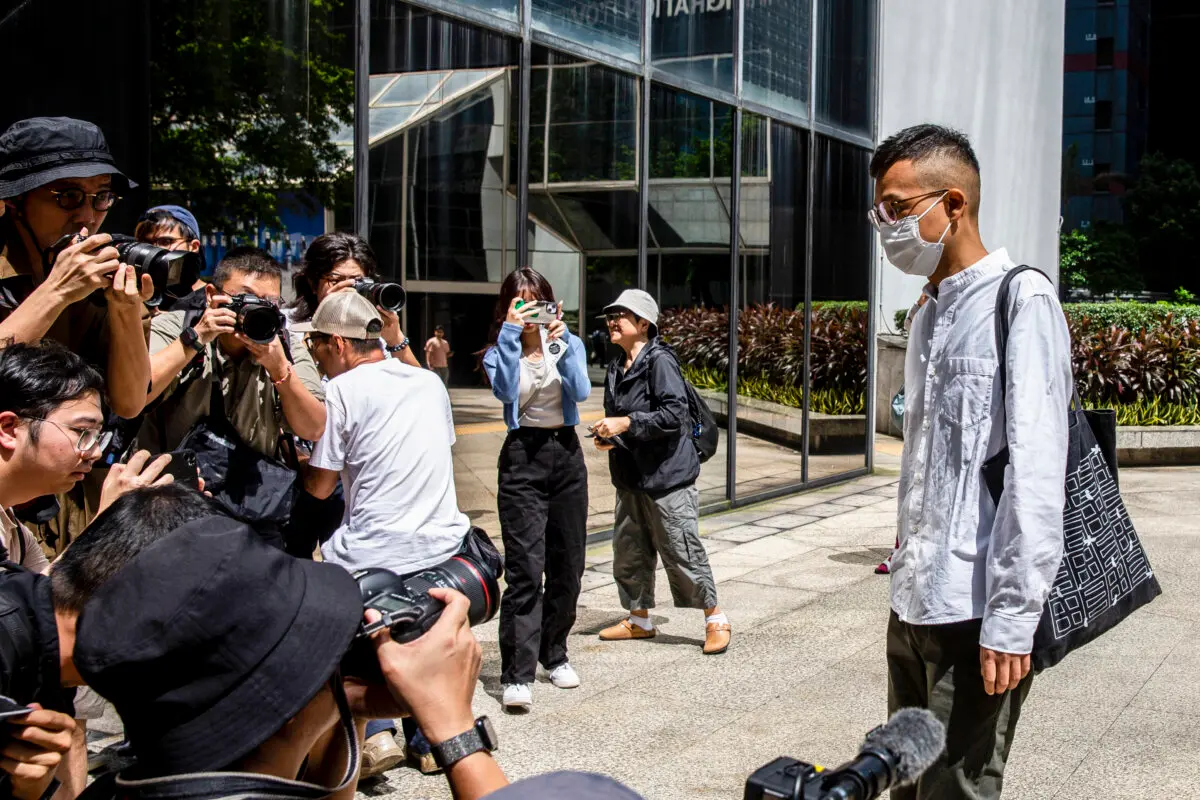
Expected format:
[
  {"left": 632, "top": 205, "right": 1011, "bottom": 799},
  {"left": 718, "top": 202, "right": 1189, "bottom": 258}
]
[{"left": 993, "top": 265, "right": 1051, "bottom": 396}]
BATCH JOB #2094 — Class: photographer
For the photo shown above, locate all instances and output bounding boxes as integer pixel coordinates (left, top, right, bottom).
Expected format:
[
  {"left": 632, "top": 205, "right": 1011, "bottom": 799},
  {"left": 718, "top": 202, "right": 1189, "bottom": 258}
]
[
  {"left": 0, "top": 342, "right": 183, "bottom": 800},
  {"left": 298, "top": 291, "right": 494, "bottom": 777},
  {"left": 140, "top": 246, "right": 325, "bottom": 453},
  {"left": 0, "top": 118, "right": 151, "bottom": 419},
  {"left": 71, "top": 487, "right": 509, "bottom": 800},
  {"left": 287, "top": 232, "right": 419, "bottom": 368},
  {"left": 132, "top": 205, "right": 206, "bottom": 313}
]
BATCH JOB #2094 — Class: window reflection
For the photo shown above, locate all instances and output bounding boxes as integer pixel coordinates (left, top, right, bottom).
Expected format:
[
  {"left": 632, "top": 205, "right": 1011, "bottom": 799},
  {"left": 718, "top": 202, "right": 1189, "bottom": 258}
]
[
  {"left": 808, "top": 134, "right": 871, "bottom": 479},
  {"left": 532, "top": 0, "right": 641, "bottom": 61},
  {"left": 744, "top": 0, "right": 811, "bottom": 117},
  {"left": 816, "top": 0, "right": 876, "bottom": 134},
  {"left": 651, "top": 0, "right": 734, "bottom": 93}
]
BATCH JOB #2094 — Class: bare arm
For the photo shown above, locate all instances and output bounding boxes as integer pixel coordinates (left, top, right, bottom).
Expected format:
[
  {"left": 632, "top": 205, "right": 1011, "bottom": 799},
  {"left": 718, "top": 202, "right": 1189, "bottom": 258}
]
[
  {"left": 239, "top": 334, "right": 327, "bottom": 442},
  {"left": 103, "top": 266, "right": 154, "bottom": 418},
  {"left": 304, "top": 465, "right": 339, "bottom": 500}
]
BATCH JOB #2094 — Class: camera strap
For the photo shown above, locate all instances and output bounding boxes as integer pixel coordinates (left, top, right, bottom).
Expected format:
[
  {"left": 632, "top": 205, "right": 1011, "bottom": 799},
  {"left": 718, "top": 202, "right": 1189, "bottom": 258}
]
[{"left": 106, "top": 675, "right": 361, "bottom": 800}]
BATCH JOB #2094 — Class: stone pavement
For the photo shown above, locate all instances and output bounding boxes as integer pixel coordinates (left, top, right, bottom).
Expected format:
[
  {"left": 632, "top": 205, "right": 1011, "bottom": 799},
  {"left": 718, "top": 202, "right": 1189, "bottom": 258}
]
[{"left": 362, "top": 449, "right": 1200, "bottom": 800}]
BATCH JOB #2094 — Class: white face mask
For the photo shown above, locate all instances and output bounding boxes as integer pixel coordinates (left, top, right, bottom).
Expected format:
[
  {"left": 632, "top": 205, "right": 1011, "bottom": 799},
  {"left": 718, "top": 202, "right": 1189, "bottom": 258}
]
[{"left": 876, "top": 192, "right": 952, "bottom": 277}]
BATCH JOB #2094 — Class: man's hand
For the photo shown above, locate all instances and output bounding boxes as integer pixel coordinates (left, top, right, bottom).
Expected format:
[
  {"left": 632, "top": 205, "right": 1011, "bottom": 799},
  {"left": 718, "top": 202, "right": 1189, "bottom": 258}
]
[
  {"left": 368, "top": 588, "right": 481, "bottom": 745},
  {"left": 379, "top": 308, "right": 404, "bottom": 348},
  {"left": 1, "top": 705, "right": 75, "bottom": 800},
  {"left": 592, "top": 416, "right": 630, "bottom": 439},
  {"left": 238, "top": 334, "right": 290, "bottom": 382},
  {"left": 105, "top": 263, "right": 154, "bottom": 308},
  {"left": 97, "top": 450, "right": 174, "bottom": 515},
  {"left": 980, "top": 647, "right": 1030, "bottom": 695},
  {"left": 195, "top": 296, "right": 238, "bottom": 345},
  {"left": 43, "top": 230, "right": 118, "bottom": 305}
]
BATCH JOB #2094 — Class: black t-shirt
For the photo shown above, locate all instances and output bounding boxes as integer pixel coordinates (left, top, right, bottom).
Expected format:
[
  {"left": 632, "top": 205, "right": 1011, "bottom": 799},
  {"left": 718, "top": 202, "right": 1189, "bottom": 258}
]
[{"left": 0, "top": 566, "right": 74, "bottom": 714}]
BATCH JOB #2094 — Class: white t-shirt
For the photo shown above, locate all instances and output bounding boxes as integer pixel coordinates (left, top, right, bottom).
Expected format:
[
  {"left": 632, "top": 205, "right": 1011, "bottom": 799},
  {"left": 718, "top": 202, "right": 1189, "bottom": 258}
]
[
  {"left": 518, "top": 355, "right": 564, "bottom": 428},
  {"left": 311, "top": 359, "right": 469, "bottom": 574}
]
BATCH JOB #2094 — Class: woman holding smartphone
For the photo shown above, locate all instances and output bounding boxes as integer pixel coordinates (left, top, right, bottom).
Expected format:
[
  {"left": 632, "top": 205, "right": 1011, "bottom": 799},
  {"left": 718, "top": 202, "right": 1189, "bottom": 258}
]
[{"left": 482, "top": 267, "right": 590, "bottom": 711}]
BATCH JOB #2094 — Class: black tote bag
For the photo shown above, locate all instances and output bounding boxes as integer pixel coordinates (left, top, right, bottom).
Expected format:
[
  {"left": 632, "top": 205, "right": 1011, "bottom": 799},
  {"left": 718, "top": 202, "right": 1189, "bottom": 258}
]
[{"left": 981, "top": 265, "right": 1160, "bottom": 671}]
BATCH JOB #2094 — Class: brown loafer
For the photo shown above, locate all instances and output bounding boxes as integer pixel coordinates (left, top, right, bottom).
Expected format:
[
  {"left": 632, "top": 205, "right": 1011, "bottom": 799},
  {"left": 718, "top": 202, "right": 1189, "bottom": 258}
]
[
  {"left": 703, "top": 621, "right": 731, "bottom": 655},
  {"left": 598, "top": 618, "right": 656, "bottom": 641},
  {"left": 360, "top": 731, "right": 405, "bottom": 778}
]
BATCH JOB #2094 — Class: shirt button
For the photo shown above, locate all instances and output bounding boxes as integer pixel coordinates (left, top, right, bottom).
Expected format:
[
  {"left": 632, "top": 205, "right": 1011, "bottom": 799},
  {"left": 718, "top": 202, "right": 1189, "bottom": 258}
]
[{"left": 910, "top": 524, "right": 919, "bottom": 533}]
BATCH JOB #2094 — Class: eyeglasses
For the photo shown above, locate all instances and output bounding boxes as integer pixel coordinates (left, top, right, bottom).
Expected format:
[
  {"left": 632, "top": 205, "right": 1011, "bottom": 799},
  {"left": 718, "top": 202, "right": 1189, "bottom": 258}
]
[
  {"left": 604, "top": 311, "right": 633, "bottom": 324},
  {"left": 48, "top": 188, "right": 121, "bottom": 212},
  {"left": 145, "top": 236, "right": 188, "bottom": 249},
  {"left": 303, "top": 332, "right": 330, "bottom": 352},
  {"left": 867, "top": 190, "right": 947, "bottom": 228},
  {"left": 24, "top": 417, "right": 111, "bottom": 453}
]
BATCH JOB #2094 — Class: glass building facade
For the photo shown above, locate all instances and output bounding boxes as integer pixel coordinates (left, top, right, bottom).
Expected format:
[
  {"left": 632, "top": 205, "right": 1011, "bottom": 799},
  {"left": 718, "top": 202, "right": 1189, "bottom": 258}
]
[{"left": 0, "top": 0, "right": 878, "bottom": 529}]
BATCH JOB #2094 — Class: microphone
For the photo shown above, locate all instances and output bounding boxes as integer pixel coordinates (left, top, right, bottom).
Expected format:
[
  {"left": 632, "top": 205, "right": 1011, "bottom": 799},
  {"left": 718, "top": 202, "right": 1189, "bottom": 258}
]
[
  {"left": 819, "top": 708, "right": 946, "bottom": 799},
  {"left": 743, "top": 708, "right": 946, "bottom": 800}
]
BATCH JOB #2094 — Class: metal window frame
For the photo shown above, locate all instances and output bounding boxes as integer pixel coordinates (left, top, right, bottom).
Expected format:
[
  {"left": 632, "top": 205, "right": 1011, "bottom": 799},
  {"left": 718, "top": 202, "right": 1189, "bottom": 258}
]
[{"left": 350, "top": 0, "right": 882, "bottom": 509}]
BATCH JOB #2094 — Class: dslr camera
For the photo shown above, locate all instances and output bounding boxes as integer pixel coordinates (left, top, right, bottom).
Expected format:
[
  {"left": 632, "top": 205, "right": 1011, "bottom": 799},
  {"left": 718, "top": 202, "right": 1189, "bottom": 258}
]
[
  {"left": 354, "top": 278, "right": 406, "bottom": 313},
  {"left": 341, "top": 536, "right": 501, "bottom": 677},
  {"left": 223, "top": 294, "right": 285, "bottom": 345},
  {"left": 49, "top": 232, "right": 201, "bottom": 304}
]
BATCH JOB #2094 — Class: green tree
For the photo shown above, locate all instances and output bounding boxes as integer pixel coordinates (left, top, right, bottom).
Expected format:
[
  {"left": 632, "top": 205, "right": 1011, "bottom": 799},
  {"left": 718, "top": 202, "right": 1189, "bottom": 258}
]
[
  {"left": 1124, "top": 152, "right": 1200, "bottom": 293},
  {"left": 1059, "top": 225, "right": 1144, "bottom": 297},
  {"left": 148, "top": 0, "right": 354, "bottom": 231}
]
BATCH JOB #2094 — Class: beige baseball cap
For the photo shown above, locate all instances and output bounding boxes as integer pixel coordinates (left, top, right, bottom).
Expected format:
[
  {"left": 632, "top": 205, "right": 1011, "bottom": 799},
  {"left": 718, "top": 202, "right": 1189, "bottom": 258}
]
[{"left": 292, "top": 291, "right": 383, "bottom": 339}]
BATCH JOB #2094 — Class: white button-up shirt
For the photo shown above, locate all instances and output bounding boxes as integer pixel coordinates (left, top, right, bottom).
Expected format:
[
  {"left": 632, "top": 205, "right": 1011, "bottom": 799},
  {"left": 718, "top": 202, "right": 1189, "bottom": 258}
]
[{"left": 892, "top": 248, "right": 1072, "bottom": 654}]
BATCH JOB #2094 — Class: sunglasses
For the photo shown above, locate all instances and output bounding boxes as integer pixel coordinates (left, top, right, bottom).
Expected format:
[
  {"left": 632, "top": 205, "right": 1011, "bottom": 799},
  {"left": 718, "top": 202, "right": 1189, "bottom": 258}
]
[
  {"left": 48, "top": 188, "right": 121, "bottom": 212},
  {"left": 604, "top": 311, "right": 634, "bottom": 324},
  {"left": 867, "top": 190, "right": 947, "bottom": 228}
]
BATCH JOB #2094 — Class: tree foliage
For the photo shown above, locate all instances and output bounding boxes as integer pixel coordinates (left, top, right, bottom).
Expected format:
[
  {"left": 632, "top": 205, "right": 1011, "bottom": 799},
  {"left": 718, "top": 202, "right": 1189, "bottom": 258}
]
[
  {"left": 148, "top": 0, "right": 354, "bottom": 231},
  {"left": 1124, "top": 152, "right": 1200, "bottom": 293},
  {"left": 1059, "top": 224, "right": 1143, "bottom": 296}
]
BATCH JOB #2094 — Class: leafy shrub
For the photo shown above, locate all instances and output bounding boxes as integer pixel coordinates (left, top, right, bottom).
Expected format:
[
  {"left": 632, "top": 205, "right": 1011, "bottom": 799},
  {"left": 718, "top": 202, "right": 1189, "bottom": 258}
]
[
  {"left": 681, "top": 364, "right": 864, "bottom": 415},
  {"left": 658, "top": 303, "right": 867, "bottom": 397},
  {"left": 1064, "top": 301, "right": 1200, "bottom": 332},
  {"left": 1070, "top": 315, "right": 1200, "bottom": 405}
]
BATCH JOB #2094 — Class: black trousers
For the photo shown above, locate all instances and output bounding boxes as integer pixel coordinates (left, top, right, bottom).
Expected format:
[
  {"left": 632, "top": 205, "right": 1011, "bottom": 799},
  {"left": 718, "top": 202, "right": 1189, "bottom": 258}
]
[
  {"left": 497, "top": 426, "right": 588, "bottom": 684},
  {"left": 887, "top": 611, "right": 1032, "bottom": 800}
]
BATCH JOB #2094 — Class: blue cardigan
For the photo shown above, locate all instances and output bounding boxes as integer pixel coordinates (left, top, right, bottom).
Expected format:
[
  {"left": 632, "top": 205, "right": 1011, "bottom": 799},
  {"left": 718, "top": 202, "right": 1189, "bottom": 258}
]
[{"left": 482, "top": 322, "right": 591, "bottom": 431}]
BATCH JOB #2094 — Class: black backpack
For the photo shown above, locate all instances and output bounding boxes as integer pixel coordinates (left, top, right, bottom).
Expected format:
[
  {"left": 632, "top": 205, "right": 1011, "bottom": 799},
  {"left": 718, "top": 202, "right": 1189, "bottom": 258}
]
[{"left": 658, "top": 349, "right": 719, "bottom": 464}]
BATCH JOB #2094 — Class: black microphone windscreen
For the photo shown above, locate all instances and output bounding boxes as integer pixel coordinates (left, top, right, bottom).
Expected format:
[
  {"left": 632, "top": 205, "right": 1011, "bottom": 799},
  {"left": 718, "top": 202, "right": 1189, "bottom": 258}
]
[{"left": 862, "top": 708, "right": 946, "bottom": 785}]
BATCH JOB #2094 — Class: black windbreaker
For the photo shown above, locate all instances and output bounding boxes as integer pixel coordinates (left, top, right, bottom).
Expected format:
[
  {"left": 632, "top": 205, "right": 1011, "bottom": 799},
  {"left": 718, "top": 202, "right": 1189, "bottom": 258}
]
[{"left": 603, "top": 339, "right": 699, "bottom": 495}]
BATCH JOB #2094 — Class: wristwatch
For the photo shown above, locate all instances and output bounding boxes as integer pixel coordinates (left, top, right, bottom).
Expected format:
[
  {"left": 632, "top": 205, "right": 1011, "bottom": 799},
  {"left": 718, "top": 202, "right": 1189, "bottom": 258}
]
[
  {"left": 179, "top": 326, "right": 205, "bottom": 353},
  {"left": 430, "top": 716, "right": 498, "bottom": 770}
]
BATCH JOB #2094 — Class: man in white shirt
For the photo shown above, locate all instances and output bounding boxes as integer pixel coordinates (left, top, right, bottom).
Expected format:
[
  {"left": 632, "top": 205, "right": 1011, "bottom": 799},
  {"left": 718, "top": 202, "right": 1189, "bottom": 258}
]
[
  {"left": 870, "top": 125, "right": 1072, "bottom": 800},
  {"left": 298, "top": 290, "right": 473, "bottom": 776}
]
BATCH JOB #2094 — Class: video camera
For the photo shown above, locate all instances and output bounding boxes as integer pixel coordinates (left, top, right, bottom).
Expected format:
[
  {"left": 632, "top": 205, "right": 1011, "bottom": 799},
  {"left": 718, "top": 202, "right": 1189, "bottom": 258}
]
[
  {"left": 354, "top": 278, "right": 405, "bottom": 313},
  {"left": 744, "top": 709, "right": 945, "bottom": 800},
  {"left": 49, "top": 232, "right": 202, "bottom": 305},
  {"left": 341, "top": 544, "right": 500, "bottom": 677}
]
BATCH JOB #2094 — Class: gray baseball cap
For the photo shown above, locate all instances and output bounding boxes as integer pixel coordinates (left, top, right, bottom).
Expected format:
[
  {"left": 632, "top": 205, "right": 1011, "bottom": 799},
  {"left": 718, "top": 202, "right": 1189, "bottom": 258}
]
[{"left": 602, "top": 288, "right": 659, "bottom": 326}]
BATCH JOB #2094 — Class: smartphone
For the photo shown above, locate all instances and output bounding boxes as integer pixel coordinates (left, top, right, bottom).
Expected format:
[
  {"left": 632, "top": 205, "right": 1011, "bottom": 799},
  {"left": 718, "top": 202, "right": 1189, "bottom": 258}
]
[
  {"left": 516, "top": 299, "right": 560, "bottom": 324},
  {"left": 0, "top": 694, "right": 32, "bottom": 720},
  {"left": 163, "top": 449, "right": 201, "bottom": 490}
]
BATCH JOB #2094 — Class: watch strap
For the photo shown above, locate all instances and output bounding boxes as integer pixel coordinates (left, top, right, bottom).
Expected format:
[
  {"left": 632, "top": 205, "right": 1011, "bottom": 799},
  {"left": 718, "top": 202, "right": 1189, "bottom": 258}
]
[
  {"left": 180, "top": 326, "right": 204, "bottom": 353},
  {"left": 431, "top": 724, "right": 489, "bottom": 769}
]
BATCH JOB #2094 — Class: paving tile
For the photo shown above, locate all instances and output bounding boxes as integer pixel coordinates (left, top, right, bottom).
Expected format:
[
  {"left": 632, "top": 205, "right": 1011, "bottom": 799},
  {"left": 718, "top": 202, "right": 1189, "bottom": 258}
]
[
  {"left": 706, "top": 524, "right": 782, "bottom": 543},
  {"left": 755, "top": 512, "right": 821, "bottom": 530}
]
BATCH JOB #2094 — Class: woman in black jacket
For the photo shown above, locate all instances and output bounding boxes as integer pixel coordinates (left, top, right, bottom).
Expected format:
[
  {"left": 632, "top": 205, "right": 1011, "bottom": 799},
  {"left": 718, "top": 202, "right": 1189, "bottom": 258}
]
[{"left": 590, "top": 289, "right": 730, "bottom": 655}]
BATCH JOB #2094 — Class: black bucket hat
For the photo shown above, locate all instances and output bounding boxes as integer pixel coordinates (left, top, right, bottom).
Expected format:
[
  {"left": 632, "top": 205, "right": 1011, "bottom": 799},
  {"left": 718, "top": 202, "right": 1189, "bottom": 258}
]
[
  {"left": 74, "top": 515, "right": 363, "bottom": 776},
  {"left": 0, "top": 117, "right": 136, "bottom": 199}
]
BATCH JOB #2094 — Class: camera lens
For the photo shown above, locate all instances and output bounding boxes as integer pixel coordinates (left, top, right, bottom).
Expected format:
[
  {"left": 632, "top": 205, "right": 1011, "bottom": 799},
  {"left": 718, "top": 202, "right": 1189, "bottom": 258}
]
[
  {"left": 371, "top": 282, "right": 406, "bottom": 313},
  {"left": 110, "top": 235, "right": 189, "bottom": 295},
  {"left": 403, "top": 555, "right": 500, "bottom": 627},
  {"left": 239, "top": 305, "right": 282, "bottom": 344}
]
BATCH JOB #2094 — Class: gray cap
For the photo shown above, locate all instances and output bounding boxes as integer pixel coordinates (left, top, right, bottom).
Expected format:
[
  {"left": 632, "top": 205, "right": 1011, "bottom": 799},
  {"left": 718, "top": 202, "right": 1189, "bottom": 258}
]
[
  {"left": 603, "top": 289, "right": 659, "bottom": 326},
  {"left": 291, "top": 290, "right": 382, "bottom": 339}
]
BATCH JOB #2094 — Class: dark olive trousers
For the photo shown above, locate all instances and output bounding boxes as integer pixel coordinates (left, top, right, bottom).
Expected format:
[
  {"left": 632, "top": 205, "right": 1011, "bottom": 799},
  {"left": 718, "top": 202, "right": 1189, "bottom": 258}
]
[{"left": 887, "top": 611, "right": 1032, "bottom": 800}]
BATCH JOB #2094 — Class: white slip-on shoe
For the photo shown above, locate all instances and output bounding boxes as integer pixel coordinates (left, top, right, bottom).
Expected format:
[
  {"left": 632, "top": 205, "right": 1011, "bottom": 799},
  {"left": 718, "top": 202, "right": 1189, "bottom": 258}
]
[
  {"left": 502, "top": 683, "right": 533, "bottom": 710},
  {"left": 548, "top": 663, "right": 581, "bottom": 689}
]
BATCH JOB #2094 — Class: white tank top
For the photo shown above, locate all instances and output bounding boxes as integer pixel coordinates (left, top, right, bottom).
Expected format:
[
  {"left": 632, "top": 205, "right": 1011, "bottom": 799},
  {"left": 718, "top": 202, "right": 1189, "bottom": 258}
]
[{"left": 518, "top": 355, "right": 565, "bottom": 428}]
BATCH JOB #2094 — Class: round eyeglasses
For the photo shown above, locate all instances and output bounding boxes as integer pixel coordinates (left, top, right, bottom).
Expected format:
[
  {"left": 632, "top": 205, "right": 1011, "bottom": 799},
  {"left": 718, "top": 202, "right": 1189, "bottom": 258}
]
[
  {"left": 48, "top": 188, "right": 121, "bottom": 212},
  {"left": 24, "top": 417, "right": 111, "bottom": 453},
  {"left": 867, "top": 190, "right": 948, "bottom": 228}
]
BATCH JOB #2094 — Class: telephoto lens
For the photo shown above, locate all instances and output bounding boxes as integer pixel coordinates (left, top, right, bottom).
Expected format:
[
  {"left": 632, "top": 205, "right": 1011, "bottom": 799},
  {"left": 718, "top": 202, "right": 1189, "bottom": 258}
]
[
  {"left": 47, "top": 232, "right": 198, "bottom": 299},
  {"left": 226, "top": 294, "right": 285, "bottom": 344},
  {"left": 354, "top": 278, "right": 406, "bottom": 313},
  {"left": 341, "top": 549, "right": 500, "bottom": 678}
]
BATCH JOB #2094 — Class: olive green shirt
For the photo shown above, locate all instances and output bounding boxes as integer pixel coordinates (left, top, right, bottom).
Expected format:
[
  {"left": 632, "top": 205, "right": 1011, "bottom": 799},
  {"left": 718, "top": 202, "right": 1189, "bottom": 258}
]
[{"left": 139, "top": 310, "right": 325, "bottom": 457}]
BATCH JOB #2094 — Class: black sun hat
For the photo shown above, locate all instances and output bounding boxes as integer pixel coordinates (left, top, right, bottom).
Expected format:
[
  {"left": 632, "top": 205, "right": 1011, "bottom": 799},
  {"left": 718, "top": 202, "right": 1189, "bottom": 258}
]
[
  {"left": 0, "top": 117, "right": 136, "bottom": 199},
  {"left": 74, "top": 515, "right": 363, "bottom": 776}
]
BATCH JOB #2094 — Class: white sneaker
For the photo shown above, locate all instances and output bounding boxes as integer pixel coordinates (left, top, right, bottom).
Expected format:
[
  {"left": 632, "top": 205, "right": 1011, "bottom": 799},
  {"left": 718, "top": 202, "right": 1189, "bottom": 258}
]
[
  {"left": 548, "top": 663, "right": 581, "bottom": 689},
  {"left": 502, "top": 683, "right": 532, "bottom": 710}
]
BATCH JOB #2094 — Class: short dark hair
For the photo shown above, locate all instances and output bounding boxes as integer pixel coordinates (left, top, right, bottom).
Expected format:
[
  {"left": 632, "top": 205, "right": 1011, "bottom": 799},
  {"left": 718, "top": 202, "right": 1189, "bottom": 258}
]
[
  {"left": 870, "top": 124, "right": 982, "bottom": 214},
  {"left": 133, "top": 210, "right": 196, "bottom": 243},
  {"left": 213, "top": 247, "right": 283, "bottom": 292},
  {"left": 51, "top": 484, "right": 222, "bottom": 613},
  {"left": 309, "top": 332, "right": 379, "bottom": 356},
  {"left": 290, "top": 232, "right": 379, "bottom": 321},
  {"left": 0, "top": 340, "right": 104, "bottom": 443},
  {"left": 434, "top": 325, "right": 444, "bottom": 333}
]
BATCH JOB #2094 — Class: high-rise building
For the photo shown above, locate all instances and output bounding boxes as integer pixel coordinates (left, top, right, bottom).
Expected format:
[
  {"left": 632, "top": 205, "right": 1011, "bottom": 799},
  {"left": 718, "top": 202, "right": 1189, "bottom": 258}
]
[{"left": 1062, "top": 0, "right": 1151, "bottom": 230}]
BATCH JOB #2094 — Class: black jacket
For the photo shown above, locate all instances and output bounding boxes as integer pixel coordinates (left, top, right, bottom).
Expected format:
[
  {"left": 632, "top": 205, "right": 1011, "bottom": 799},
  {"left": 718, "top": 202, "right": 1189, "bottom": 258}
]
[
  {"left": 0, "top": 565, "right": 74, "bottom": 714},
  {"left": 603, "top": 339, "right": 699, "bottom": 495}
]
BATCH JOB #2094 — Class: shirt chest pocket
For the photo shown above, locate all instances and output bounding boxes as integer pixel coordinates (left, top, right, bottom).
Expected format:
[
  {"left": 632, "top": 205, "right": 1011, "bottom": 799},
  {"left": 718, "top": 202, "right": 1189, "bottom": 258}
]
[{"left": 935, "top": 357, "right": 996, "bottom": 430}]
